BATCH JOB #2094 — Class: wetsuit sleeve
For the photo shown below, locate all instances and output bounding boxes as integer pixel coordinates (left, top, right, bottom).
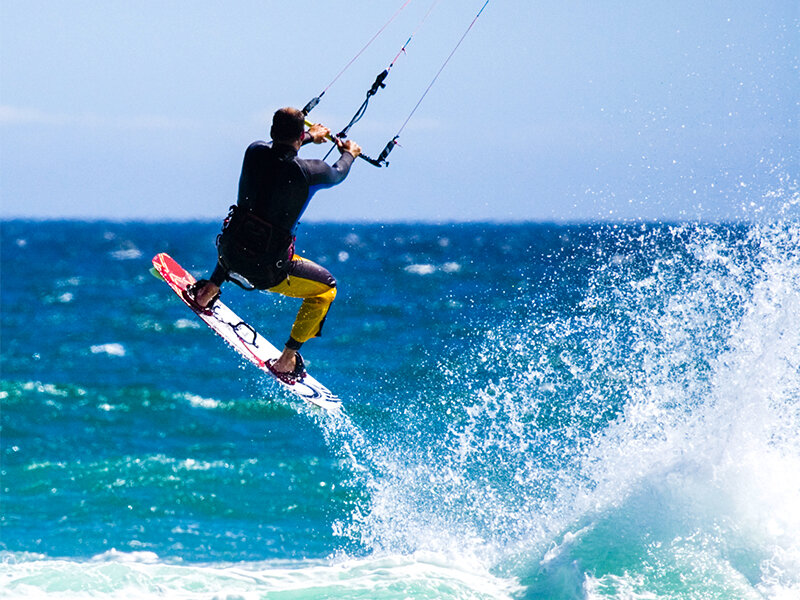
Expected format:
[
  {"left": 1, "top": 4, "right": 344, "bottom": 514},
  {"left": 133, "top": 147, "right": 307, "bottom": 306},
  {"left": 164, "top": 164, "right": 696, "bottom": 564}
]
[{"left": 301, "top": 153, "right": 356, "bottom": 189}]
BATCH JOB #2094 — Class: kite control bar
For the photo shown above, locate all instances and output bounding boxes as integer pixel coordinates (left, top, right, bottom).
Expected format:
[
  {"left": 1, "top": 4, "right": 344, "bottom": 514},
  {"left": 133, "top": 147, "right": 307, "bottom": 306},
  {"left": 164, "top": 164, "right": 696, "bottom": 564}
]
[{"left": 304, "top": 119, "right": 396, "bottom": 168}]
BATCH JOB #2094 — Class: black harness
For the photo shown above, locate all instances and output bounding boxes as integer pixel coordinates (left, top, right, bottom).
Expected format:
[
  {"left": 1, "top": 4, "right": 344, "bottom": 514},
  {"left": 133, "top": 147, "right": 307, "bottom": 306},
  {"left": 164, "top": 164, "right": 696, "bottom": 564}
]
[{"left": 216, "top": 205, "right": 295, "bottom": 289}]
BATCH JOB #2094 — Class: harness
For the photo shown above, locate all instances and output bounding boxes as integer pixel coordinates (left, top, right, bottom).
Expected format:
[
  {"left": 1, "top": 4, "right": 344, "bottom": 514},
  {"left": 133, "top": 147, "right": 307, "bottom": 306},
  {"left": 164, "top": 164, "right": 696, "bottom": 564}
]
[{"left": 216, "top": 205, "right": 295, "bottom": 289}]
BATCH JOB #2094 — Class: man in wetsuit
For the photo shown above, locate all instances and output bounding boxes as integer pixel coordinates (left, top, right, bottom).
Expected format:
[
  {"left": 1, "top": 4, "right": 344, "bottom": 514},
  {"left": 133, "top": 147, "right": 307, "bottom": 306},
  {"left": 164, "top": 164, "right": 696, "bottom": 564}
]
[{"left": 193, "top": 107, "right": 361, "bottom": 380}]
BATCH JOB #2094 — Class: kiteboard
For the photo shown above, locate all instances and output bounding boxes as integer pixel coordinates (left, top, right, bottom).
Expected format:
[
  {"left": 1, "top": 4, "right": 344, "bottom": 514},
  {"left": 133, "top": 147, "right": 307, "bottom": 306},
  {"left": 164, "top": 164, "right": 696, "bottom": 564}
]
[{"left": 151, "top": 252, "right": 341, "bottom": 411}]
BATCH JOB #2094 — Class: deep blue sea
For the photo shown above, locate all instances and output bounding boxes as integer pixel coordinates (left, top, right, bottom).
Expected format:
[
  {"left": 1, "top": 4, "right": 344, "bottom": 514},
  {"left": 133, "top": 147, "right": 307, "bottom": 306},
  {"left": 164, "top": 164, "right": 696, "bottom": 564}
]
[{"left": 2, "top": 216, "right": 799, "bottom": 599}]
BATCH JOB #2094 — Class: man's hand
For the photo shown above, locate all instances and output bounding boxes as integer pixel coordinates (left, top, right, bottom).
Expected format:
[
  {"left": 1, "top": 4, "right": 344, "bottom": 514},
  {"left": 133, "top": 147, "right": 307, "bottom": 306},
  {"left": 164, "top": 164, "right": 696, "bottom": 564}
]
[
  {"left": 307, "top": 123, "right": 331, "bottom": 144},
  {"left": 336, "top": 138, "right": 362, "bottom": 158}
]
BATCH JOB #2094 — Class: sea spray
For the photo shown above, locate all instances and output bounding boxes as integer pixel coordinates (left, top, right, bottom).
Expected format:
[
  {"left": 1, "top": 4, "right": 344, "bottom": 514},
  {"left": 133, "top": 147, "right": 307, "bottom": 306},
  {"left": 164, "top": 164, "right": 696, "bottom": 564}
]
[
  {"left": 310, "top": 216, "right": 800, "bottom": 598},
  {"left": 548, "top": 218, "right": 800, "bottom": 597}
]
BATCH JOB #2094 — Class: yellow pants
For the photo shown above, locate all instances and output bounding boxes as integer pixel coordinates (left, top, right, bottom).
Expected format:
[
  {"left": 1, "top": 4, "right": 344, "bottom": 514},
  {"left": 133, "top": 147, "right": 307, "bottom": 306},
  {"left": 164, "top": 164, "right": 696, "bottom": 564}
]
[{"left": 267, "top": 255, "right": 337, "bottom": 348}]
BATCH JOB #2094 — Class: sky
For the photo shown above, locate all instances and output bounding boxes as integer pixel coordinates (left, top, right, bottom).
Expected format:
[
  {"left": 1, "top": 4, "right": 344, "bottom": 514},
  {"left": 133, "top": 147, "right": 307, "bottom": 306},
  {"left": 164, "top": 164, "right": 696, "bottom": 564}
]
[{"left": 1, "top": 1, "right": 797, "bottom": 223}]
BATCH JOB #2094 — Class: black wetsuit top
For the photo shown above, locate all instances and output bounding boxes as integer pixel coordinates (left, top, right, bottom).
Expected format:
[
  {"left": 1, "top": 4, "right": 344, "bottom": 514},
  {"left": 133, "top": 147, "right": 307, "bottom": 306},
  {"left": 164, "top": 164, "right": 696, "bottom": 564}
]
[
  {"left": 237, "top": 138, "right": 355, "bottom": 233},
  {"left": 213, "top": 138, "right": 355, "bottom": 288}
]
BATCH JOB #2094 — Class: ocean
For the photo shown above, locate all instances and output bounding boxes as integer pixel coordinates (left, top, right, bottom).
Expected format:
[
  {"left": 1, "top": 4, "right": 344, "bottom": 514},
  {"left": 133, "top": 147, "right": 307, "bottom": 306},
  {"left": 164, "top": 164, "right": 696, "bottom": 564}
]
[{"left": 1, "top": 216, "right": 799, "bottom": 599}]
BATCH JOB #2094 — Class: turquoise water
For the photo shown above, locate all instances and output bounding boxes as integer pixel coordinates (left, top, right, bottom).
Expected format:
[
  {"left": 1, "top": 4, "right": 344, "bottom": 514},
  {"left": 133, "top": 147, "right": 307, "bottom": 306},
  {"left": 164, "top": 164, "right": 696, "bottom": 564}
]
[{"left": 1, "top": 216, "right": 799, "bottom": 598}]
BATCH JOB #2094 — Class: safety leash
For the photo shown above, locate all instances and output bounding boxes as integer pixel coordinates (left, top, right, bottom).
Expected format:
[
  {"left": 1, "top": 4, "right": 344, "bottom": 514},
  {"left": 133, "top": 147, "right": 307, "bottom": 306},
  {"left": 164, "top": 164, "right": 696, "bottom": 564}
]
[
  {"left": 366, "top": 0, "right": 491, "bottom": 167},
  {"left": 320, "top": 0, "right": 442, "bottom": 162},
  {"left": 302, "top": 0, "right": 414, "bottom": 116},
  {"left": 304, "top": 0, "right": 490, "bottom": 168}
]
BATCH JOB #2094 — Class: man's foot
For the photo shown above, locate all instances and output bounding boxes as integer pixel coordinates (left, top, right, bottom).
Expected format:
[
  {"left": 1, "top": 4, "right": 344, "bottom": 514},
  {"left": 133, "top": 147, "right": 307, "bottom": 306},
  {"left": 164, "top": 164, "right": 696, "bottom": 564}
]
[
  {"left": 194, "top": 281, "right": 220, "bottom": 308},
  {"left": 182, "top": 280, "right": 220, "bottom": 314},
  {"left": 268, "top": 349, "right": 306, "bottom": 383},
  {"left": 271, "top": 350, "right": 296, "bottom": 374}
]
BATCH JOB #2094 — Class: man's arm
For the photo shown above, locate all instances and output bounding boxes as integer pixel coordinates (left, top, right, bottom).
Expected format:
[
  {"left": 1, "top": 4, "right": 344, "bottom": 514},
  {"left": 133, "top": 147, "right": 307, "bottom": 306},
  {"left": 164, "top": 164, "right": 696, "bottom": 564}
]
[
  {"left": 302, "top": 153, "right": 355, "bottom": 187},
  {"left": 301, "top": 137, "right": 362, "bottom": 187}
]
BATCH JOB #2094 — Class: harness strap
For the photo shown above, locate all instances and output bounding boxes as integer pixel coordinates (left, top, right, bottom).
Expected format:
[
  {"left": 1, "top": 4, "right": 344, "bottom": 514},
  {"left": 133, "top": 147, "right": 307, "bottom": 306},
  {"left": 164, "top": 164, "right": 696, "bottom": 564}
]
[{"left": 215, "top": 205, "right": 296, "bottom": 290}]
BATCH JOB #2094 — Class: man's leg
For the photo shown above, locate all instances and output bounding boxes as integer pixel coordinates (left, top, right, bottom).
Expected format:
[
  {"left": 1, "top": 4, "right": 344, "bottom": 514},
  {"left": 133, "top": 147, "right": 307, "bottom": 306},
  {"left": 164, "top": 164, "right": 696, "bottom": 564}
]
[{"left": 268, "top": 256, "right": 337, "bottom": 373}]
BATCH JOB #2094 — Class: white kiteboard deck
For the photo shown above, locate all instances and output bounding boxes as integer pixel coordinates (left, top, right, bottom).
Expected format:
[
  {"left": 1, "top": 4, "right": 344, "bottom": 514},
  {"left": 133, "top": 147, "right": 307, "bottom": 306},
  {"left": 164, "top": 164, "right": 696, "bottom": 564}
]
[{"left": 152, "top": 252, "right": 341, "bottom": 411}]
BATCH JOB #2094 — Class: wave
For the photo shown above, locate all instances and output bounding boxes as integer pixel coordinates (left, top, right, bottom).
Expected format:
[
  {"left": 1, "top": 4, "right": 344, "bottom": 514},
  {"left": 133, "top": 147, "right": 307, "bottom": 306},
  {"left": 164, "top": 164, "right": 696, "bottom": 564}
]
[
  {"left": 0, "top": 550, "right": 519, "bottom": 600},
  {"left": 315, "top": 215, "right": 800, "bottom": 598}
]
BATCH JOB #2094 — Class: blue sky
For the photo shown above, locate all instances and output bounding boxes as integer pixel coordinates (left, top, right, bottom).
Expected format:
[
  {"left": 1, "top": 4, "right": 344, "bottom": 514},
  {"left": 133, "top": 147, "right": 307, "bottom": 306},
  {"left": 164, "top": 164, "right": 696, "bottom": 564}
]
[{"left": 1, "top": 1, "right": 797, "bottom": 222}]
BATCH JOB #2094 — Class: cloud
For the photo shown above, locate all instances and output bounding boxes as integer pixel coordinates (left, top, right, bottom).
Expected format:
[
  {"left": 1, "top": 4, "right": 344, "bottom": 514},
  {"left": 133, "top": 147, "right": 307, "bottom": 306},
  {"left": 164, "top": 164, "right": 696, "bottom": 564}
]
[
  {"left": 0, "top": 105, "right": 198, "bottom": 130},
  {"left": 0, "top": 105, "right": 61, "bottom": 125}
]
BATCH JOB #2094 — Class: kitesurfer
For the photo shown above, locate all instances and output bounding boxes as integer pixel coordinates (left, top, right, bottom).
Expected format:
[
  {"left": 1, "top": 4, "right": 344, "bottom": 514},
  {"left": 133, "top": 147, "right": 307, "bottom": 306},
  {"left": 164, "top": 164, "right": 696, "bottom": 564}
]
[{"left": 193, "top": 107, "right": 361, "bottom": 380}]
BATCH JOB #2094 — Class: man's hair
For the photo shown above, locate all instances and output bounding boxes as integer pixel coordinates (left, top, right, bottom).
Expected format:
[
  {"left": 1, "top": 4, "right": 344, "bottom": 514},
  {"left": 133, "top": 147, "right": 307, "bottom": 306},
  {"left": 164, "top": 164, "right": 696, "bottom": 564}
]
[{"left": 271, "top": 107, "right": 305, "bottom": 143}]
